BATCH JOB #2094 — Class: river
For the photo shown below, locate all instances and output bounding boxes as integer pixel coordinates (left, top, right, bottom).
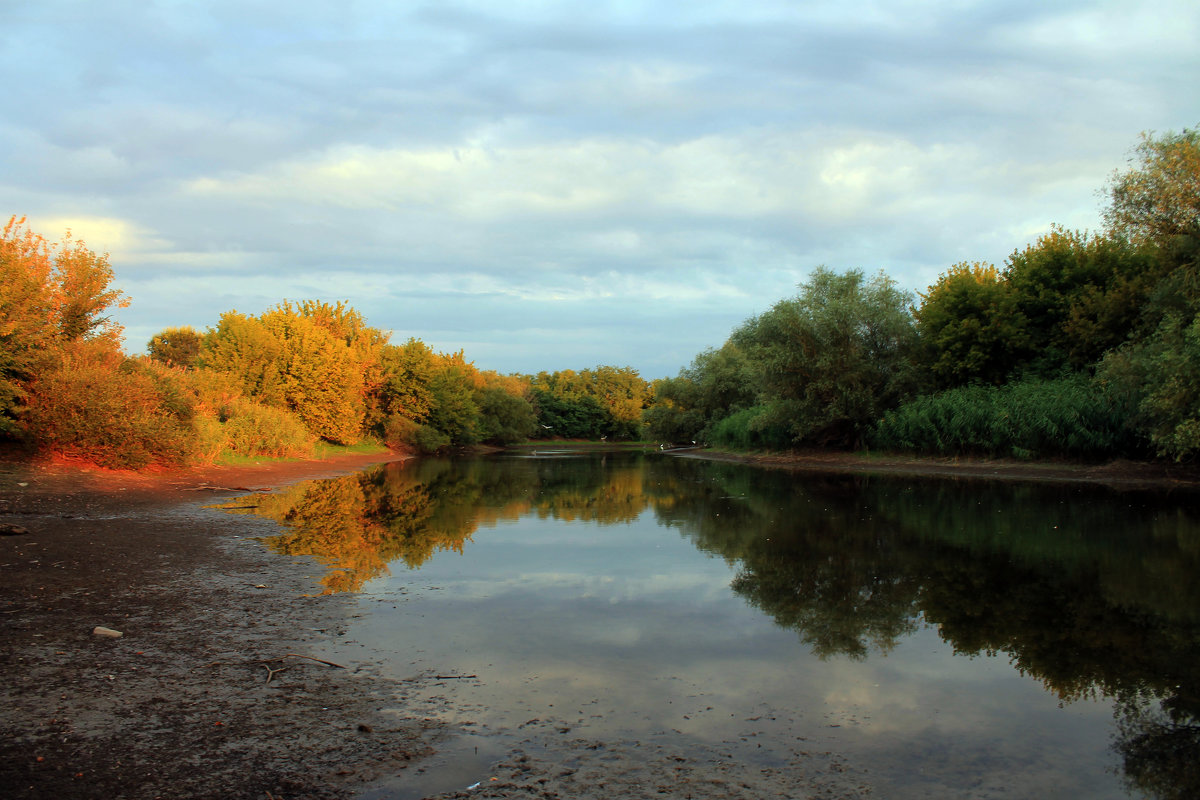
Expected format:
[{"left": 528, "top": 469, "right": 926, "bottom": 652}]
[{"left": 222, "top": 450, "right": 1200, "bottom": 799}]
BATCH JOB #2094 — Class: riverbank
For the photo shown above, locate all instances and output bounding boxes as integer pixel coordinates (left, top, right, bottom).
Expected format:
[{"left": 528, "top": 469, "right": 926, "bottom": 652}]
[
  {"left": 678, "top": 448, "right": 1200, "bottom": 490},
  {"left": 0, "top": 449, "right": 434, "bottom": 800}
]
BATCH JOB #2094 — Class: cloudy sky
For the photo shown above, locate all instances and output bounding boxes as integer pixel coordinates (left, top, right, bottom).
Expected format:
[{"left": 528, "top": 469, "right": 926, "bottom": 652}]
[{"left": 2, "top": 1, "right": 1196, "bottom": 378}]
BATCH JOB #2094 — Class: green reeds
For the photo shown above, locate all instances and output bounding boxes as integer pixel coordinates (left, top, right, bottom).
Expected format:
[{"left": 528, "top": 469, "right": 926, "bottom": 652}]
[{"left": 871, "top": 375, "right": 1138, "bottom": 460}]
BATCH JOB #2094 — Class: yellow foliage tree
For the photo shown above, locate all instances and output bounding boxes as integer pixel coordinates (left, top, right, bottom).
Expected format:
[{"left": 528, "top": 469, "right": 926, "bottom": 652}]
[
  {"left": 261, "top": 306, "right": 366, "bottom": 445},
  {"left": 1, "top": 216, "right": 130, "bottom": 438}
]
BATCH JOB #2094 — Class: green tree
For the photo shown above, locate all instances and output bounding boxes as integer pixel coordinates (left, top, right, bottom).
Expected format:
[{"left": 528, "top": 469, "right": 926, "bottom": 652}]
[
  {"left": 915, "top": 262, "right": 1028, "bottom": 387},
  {"left": 147, "top": 326, "right": 202, "bottom": 368},
  {"left": 476, "top": 385, "right": 538, "bottom": 444},
  {"left": 642, "top": 376, "right": 705, "bottom": 443},
  {"left": 1095, "top": 127, "right": 1200, "bottom": 459},
  {"left": 531, "top": 366, "right": 650, "bottom": 439},
  {"left": 375, "top": 338, "right": 437, "bottom": 424},
  {"left": 731, "top": 267, "right": 918, "bottom": 448},
  {"left": 425, "top": 351, "right": 482, "bottom": 446},
  {"left": 1005, "top": 226, "right": 1162, "bottom": 373},
  {"left": 643, "top": 343, "right": 756, "bottom": 443}
]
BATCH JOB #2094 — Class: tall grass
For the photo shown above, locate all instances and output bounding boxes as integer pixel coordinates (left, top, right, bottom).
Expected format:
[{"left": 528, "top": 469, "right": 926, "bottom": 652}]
[
  {"left": 871, "top": 375, "right": 1139, "bottom": 460},
  {"left": 706, "top": 405, "right": 794, "bottom": 450},
  {"left": 221, "top": 399, "right": 316, "bottom": 459}
]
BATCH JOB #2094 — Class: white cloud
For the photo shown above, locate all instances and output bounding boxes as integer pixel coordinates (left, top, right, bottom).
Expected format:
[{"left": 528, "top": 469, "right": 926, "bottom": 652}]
[{"left": 3, "top": 0, "right": 1196, "bottom": 377}]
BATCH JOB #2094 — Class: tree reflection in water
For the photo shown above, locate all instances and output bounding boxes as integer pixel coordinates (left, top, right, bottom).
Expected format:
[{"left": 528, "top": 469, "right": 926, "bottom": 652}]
[{"left": 220, "top": 452, "right": 1200, "bottom": 799}]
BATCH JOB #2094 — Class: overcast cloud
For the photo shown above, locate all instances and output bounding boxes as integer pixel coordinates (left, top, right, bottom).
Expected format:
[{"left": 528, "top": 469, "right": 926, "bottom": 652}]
[{"left": 2, "top": 0, "right": 1196, "bottom": 377}]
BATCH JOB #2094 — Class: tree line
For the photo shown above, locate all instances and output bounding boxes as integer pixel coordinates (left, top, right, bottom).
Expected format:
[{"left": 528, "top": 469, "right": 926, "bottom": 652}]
[
  {"left": 645, "top": 126, "right": 1200, "bottom": 462},
  {"left": 1, "top": 126, "right": 1196, "bottom": 467},
  {"left": 0, "top": 233, "right": 652, "bottom": 468}
]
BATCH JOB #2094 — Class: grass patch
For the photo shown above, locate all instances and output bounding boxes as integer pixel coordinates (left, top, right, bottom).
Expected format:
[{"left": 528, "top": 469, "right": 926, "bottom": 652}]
[
  {"left": 213, "top": 437, "right": 389, "bottom": 466},
  {"left": 313, "top": 438, "right": 389, "bottom": 458}
]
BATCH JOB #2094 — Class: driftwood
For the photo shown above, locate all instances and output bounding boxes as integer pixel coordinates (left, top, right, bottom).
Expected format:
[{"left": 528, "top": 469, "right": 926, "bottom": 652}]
[
  {"left": 262, "top": 663, "right": 288, "bottom": 683},
  {"left": 263, "top": 653, "right": 348, "bottom": 670},
  {"left": 200, "top": 653, "right": 348, "bottom": 684}
]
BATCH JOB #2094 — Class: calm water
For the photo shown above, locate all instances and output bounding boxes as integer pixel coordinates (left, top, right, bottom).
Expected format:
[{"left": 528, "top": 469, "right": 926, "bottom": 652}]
[{"left": 225, "top": 451, "right": 1200, "bottom": 799}]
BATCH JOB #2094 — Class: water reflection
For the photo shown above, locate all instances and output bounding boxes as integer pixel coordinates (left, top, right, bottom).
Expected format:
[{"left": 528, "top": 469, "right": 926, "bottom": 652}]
[{"left": 221, "top": 453, "right": 1200, "bottom": 798}]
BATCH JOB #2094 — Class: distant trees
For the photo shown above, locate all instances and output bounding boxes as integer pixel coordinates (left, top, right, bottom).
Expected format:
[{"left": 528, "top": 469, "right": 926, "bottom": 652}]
[
  {"left": 642, "top": 343, "right": 754, "bottom": 445},
  {"left": 529, "top": 366, "right": 650, "bottom": 440},
  {"left": 0, "top": 215, "right": 549, "bottom": 465}
]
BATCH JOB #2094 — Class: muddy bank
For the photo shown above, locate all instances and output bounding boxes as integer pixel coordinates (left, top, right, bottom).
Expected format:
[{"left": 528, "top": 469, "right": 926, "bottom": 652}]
[
  {"left": 679, "top": 448, "right": 1200, "bottom": 491},
  {"left": 0, "top": 451, "right": 441, "bottom": 800}
]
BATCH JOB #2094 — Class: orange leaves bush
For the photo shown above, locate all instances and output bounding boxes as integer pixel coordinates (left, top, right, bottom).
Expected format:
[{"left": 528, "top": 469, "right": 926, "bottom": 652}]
[{"left": 23, "top": 344, "right": 197, "bottom": 469}]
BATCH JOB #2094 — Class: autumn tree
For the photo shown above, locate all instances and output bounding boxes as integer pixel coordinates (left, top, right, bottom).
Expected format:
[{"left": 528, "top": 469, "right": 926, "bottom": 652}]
[
  {"left": 294, "top": 299, "right": 389, "bottom": 406},
  {"left": 50, "top": 232, "right": 129, "bottom": 346},
  {"left": 199, "top": 302, "right": 374, "bottom": 444},
  {"left": 23, "top": 345, "right": 199, "bottom": 468},
  {"left": 259, "top": 306, "right": 366, "bottom": 444},
  {"left": 1105, "top": 127, "right": 1200, "bottom": 249},
  {"left": 199, "top": 312, "right": 284, "bottom": 401},
  {"left": 0, "top": 216, "right": 130, "bottom": 439}
]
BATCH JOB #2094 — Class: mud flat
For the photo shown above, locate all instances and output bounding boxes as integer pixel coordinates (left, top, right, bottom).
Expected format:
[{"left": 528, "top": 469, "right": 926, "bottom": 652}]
[{"left": 1, "top": 451, "right": 873, "bottom": 799}]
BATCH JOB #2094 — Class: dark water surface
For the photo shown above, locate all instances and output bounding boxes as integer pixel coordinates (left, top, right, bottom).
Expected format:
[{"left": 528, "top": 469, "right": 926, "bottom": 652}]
[{"left": 225, "top": 451, "right": 1200, "bottom": 799}]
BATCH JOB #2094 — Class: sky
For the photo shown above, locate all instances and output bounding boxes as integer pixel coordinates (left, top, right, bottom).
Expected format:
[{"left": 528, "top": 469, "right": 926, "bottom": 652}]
[{"left": 1, "top": 1, "right": 1196, "bottom": 379}]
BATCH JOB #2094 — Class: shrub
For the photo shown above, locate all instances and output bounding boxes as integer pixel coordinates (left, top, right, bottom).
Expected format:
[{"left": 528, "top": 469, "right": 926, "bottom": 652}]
[
  {"left": 381, "top": 413, "right": 450, "bottom": 454},
  {"left": 190, "top": 413, "right": 228, "bottom": 464},
  {"left": 24, "top": 345, "right": 197, "bottom": 469},
  {"left": 221, "top": 399, "right": 315, "bottom": 459},
  {"left": 706, "top": 405, "right": 794, "bottom": 450}
]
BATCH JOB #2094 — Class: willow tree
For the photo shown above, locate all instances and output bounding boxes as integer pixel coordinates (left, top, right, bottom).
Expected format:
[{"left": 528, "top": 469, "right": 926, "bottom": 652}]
[{"left": 732, "top": 267, "right": 918, "bottom": 449}]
